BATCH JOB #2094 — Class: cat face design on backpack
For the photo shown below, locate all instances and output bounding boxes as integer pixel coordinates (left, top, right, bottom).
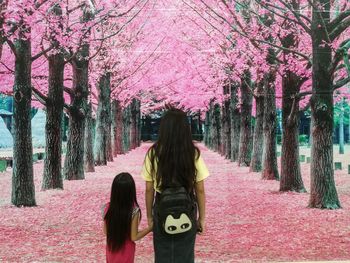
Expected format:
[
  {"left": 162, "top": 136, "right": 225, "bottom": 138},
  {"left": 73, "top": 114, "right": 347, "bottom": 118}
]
[{"left": 164, "top": 213, "right": 193, "bottom": 235}]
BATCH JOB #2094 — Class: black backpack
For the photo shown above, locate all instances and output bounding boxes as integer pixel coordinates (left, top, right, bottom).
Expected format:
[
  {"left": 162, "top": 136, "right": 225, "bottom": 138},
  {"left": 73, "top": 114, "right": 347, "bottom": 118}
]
[{"left": 157, "top": 186, "right": 196, "bottom": 235}]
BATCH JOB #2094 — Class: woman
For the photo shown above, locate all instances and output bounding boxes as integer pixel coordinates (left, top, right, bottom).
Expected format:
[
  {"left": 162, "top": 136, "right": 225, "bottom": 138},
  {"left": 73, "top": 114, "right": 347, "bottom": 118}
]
[{"left": 141, "top": 108, "right": 209, "bottom": 263}]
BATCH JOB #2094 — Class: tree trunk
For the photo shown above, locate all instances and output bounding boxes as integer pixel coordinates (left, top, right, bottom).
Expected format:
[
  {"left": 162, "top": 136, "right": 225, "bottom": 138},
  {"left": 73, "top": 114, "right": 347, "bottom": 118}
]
[
  {"left": 204, "top": 111, "right": 210, "bottom": 147},
  {"left": 197, "top": 110, "right": 203, "bottom": 142},
  {"left": 112, "top": 100, "right": 124, "bottom": 155},
  {"left": 64, "top": 44, "right": 89, "bottom": 180},
  {"left": 84, "top": 102, "right": 95, "bottom": 172},
  {"left": 230, "top": 83, "right": 241, "bottom": 162},
  {"left": 94, "top": 74, "right": 110, "bottom": 165},
  {"left": 136, "top": 100, "right": 142, "bottom": 147},
  {"left": 221, "top": 85, "right": 231, "bottom": 158},
  {"left": 279, "top": 8, "right": 306, "bottom": 192},
  {"left": 208, "top": 102, "right": 214, "bottom": 150},
  {"left": 123, "top": 105, "right": 131, "bottom": 153},
  {"left": 130, "top": 99, "right": 138, "bottom": 150},
  {"left": 309, "top": 2, "right": 340, "bottom": 208},
  {"left": 213, "top": 103, "right": 221, "bottom": 152},
  {"left": 220, "top": 103, "right": 226, "bottom": 156},
  {"left": 11, "top": 39, "right": 36, "bottom": 206},
  {"left": 105, "top": 75, "right": 113, "bottom": 162},
  {"left": 280, "top": 72, "right": 305, "bottom": 192},
  {"left": 262, "top": 72, "right": 279, "bottom": 180},
  {"left": 308, "top": 117, "right": 312, "bottom": 148},
  {"left": 339, "top": 102, "right": 344, "bottom": 154},
  {"left": 250, "top": 81, "right": 264, "bottom": 172},
  {"left": 223, "top": 98, "right": 231, "bottom": 159},
  {"left": 238, "top": 71, "right": 253, "bottom": 166},
  {"left": 42, "top": 49, "right": 64, "bottom": 190},
  {"left": 62, "top": 114, "right": 68, "bottom": 142},
  {"left": 208, "top": 104, "right": 214, "bottom": 149}
]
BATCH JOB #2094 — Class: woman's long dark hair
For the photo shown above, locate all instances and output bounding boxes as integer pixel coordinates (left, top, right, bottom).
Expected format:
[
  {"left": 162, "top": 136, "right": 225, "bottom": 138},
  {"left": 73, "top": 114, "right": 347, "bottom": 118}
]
[
  {"left": 147, "top": 108, "right": 200, "bottom": 192},
  {"left": 104, "top": 173, "right": 139, "bottom": 251}
]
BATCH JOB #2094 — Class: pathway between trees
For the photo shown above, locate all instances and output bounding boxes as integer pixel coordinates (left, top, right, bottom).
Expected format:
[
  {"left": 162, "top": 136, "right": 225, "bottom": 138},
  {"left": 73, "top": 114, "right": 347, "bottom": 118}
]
[{"left": 1, "top": 143, "right": 350, "bottom": 262}]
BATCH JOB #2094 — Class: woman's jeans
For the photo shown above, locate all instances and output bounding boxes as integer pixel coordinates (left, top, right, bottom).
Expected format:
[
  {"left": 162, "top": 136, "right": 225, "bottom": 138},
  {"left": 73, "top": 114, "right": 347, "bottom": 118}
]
[{"left": 153, "top": 199, "right": 197, "bottom": 263}]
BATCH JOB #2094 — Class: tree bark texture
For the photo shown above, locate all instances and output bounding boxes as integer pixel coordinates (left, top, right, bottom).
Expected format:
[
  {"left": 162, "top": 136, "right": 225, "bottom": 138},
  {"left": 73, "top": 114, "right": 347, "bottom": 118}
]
[
  {"left": 84, "top": 102, "right": 95, "bottom": 172},
  {"left": 279, "top": 11, "right": 306, "bottom": 192},
  {"left": 221, "top": 85, "right": 231, "bottom": 159},
  {"left": 122, "top": 105, "right": 131, "bottom": 153},
  {"left": 261, "top": 71, "right": 279, "bottom": 180},
  {"left": 250, "top": 81, "right": 264, "bottom": 172},
  {"left": 280, "top": 71, "right": 305, "bottom": 192},
  {"left": 238, "top": 71, "right": 253, "bottom": 166},
  {"left": 339, "top": 103, "right": 344, "bottom": 154},
  {"left": 213, "top": 103, "right": 221, "bottom": 153},
  {"left": 64, "top": 43, "right": 89, "bottom": 180},
  {"left": 136, "top": 99, "right": 142, "bottom": 147},
  {"left": 11, "top": 39, "right": 36, "bottom": 206},
  {"left": 94, "top": 74, "right": 111, "bottom": 165},
  {"left": 130, "top": 98, "right": 138, "bottom": 150},
  {"left": 204, "top": 111, "right": 210, "bottom": 147},
  {"left": 230, "top": 83, "right": 241, "bottom": 162},
  {"left": 111, "top": 100, "right": 124, "bottom": 155},
  {"left": 309, "top": 2, "right": 340, "bottom": 208},
  {"left": 42, "top": 50, "right": 64, "bottom": 190},
  {"left": 223, "top": 98, "right": 231, "bottom": 159}
]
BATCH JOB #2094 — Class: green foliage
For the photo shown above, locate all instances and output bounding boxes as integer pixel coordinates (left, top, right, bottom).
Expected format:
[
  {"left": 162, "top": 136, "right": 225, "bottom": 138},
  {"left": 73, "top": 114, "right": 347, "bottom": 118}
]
[
  {"left": 334, "top": 100, "right": 350, "bottom": 126},
  {"left": 0, "top": 160, "right": 7, "bottom": 172},
  {"left": 299, "top": 134, "right": 309, "bottom": 145},
  {"left": 276, "top": 134, "right": 282, "bottom": 145}
]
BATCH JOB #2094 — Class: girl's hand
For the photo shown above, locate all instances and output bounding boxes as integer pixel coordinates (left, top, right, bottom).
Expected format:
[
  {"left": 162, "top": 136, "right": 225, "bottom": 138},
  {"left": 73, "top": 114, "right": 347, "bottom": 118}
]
[
  {"left": 148, "top": 220, "right": 153, "bottom": 231},
  {"left": 197, "top": 218, "right": 206, "bottom": 235}
]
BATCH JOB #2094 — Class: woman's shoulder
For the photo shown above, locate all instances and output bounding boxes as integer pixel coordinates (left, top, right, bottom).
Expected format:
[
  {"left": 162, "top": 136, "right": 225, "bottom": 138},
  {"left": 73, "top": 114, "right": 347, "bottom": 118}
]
[
  {"left": 146, "top": 145, "right": 156, "bottom": 156},
  {"left": 194, "top": 150, "right": 209, "bottom": 182}
]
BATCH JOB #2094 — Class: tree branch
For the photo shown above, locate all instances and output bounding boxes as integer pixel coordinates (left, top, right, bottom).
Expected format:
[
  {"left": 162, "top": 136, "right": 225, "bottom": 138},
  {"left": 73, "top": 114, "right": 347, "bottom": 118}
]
[
  {"left": 330, "top": 17, "right": 350, "bottom": 41},
  {"left": 32, "top": 86, "right": 48, "bottom": 106},
  {"left": 31, "top": 44, "right": 54, "bottom": 61},
  {"left": 328, "top": 10, "right": 350, "bottom": 32},
  {"left": 333, "top": 77, "right": 350, "bottom": 90}
]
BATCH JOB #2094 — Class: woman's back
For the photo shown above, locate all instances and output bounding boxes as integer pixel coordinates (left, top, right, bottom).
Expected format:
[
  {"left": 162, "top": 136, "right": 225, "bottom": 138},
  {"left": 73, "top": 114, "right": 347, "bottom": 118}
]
[{"left": 142, "top": 108, "right": 210, "bottom": 263}]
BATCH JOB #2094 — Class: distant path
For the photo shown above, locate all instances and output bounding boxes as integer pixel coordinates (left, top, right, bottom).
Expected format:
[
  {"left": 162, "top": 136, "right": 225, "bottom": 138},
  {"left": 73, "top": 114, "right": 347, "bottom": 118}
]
[{"left": 0, "top": 143, "right": 350, "bottom": 262}]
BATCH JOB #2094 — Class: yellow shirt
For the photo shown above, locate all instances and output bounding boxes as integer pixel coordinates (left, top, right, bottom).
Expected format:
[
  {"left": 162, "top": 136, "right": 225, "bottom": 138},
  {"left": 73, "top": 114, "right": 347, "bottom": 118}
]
[{"left": 141, "top": 151, "right": 210, "bottom": 193}]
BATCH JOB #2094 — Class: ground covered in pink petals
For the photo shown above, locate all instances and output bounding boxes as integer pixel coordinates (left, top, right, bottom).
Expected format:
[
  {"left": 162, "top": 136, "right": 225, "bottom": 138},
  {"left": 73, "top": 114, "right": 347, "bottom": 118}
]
[{"left": 1, "top": 143, "right": 350, "bottom": 262}]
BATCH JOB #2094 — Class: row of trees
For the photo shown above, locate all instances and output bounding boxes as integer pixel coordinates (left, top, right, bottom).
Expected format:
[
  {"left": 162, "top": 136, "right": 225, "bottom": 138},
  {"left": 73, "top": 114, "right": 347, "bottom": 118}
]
[
  {"left": 194, "top": 0, "right": 349, "bottom": 210},
  {"left": 0, "top": 1, "right": 349, "bottom": 210},
  {"left": 0, "top": 0, "right": 149, "bottom": 207}
]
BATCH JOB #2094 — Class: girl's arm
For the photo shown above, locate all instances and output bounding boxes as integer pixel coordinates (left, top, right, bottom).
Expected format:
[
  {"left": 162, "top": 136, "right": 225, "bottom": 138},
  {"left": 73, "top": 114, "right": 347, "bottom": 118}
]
[
  {"left": 103, "top": 221, "right": 107, "bottom": 235},
  {"left": 195, "top": 180, "right": 206, "bottom": 234},
  {"left": 145, "top": 181, "right": 154, "bottom": 227},
  {"left": 130, "top": 212, "right": 153, "bottom": 241}
]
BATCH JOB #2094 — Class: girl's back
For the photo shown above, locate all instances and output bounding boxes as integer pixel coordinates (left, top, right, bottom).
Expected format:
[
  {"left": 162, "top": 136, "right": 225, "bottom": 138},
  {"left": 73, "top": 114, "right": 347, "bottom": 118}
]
[
  {"left": 103, "top": 202, "right": 138, "bottom": 263},
  {"left": 103, "top": 173, "right": 152, "bottom": 263}
]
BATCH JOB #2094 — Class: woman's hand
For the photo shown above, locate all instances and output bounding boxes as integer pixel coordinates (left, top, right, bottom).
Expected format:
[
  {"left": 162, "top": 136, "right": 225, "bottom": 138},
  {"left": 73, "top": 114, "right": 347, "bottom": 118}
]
[{"left": 197, "top": 217, "right": 206, "bottom": 235}]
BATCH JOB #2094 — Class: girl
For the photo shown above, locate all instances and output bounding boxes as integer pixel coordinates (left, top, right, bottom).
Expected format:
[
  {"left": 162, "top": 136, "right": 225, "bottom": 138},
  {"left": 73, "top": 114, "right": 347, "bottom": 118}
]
[
  {"left": 142, "top": 108, "right": 210, "bottom": 263},
  {"left": 103, "top": 172, "right": 152, "bottom": 263}
]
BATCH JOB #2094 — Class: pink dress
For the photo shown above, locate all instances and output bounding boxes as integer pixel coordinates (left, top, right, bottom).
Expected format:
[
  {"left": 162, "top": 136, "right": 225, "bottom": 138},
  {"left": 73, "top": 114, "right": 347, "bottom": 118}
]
[{"left": 103, "top": 203, "right": 139, "bottom": 263}]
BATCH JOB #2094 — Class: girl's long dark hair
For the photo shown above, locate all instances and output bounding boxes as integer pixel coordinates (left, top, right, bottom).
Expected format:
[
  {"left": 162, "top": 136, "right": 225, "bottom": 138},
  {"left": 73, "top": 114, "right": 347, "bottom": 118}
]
[
  {"left": 147, "top": 108, "right": 200, "bottom": 192},
  {"left": 104, "top": 173, "right": 139, "bottom": 252}
]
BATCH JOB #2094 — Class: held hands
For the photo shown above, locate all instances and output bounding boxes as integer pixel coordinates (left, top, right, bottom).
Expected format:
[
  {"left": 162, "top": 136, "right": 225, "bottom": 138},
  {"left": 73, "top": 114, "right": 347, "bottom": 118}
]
[
  {"left": 197, "top": 218, "right": 206, "bottom": 235},
  {"left": 147, "top": 217, "right": 154, "bottom": 231}
]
